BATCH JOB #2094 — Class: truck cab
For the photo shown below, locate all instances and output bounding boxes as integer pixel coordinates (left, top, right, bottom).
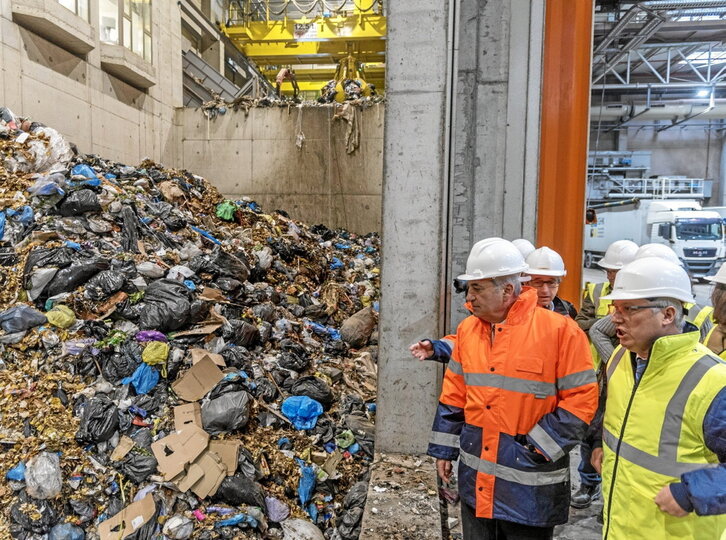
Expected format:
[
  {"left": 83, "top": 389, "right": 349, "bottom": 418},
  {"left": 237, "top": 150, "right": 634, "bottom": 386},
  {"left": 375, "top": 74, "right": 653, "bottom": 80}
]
[{"left": 646, "top": 200, "right": 726, "bottom": 277}]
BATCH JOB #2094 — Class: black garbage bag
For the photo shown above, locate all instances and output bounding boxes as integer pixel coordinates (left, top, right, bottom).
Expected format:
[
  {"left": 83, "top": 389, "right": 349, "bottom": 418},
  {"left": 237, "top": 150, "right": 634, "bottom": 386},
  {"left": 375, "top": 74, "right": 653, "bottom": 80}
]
[
  {"left": 201, "top": 391, "right": 251, "bottom": 435},
  {"left": 310, "top": 417, "right": 335, "bottom": 443},
  {"left": 214, "top": 476, "right": 266, "bottom": 510},
  {"left": 120, "top": 451, "right": 158, "bottom": 483},
  {"left": 189, "top": 299, "right": 209, "bottom": 323},
  {"left": 303, "top": 304, "right": 329, "bottom": 322},
  {"left": 85, "top": 270, "right": 126, "bottom": 300},
  {"left": 137, "top": 279, "right": 192, "bottom": 332},
  {"left": 75, "top": 397, "right": 119, "bottom": 443},
  {"left": 46, "top": 258, "right": 110, "bottom": 297},
  {"left": 277, "top": 352, "right": 308, "bottom": 372},
  {"left": 75, "top": 350, "right": 100, "bottom": 377},
  {"left": 236, "top": 446, "right": 262, "bottom": 480},
  {"left": 10, "top": 494, "right": 58, "bottom": 535},
  {"left": 340, "top": 393, "right": 366, "bottom": 415},
  {"left": 279, "top": 338, "right": 306, "bottom": 357},
  {"left": 337, "top": 507, "right": 364, "bottom": 540},
  {"left": 221, "top": 319, "right": 259, "bottom": 347},
  {"left": 291, "top": 376, "right": 334, "bottom": 410},
  {"left": 0, "top": 305, "right": 47, "bottom": 333},
  {"left": 69, "top": 498, "right": 95, "bottom": 523},
  {"left": 214, "top": 277, "right": 242, "bottom": 293},
  {"left": 251, "top": 303, "right": 276, "bottom": 323},
  {"left": 130, "top": 427, "right": 154, "bottom": 448},
  {"left": 311, "top": 224, "right": 336, "bottom": 241},
  {"left": 59, "top": 189, "right": 101, "bottom": 216},
  {"left": 258, "top": 322, "right": 272, "bottom": 344},
  {"left": 121, "top": 205, "right": 140, "bottom": 253},
  {"left": 208, "top": 379, "right": 246, "bottom": 400},
  {"left": 189, "top": 246, "right": 249, "bottom": 282},
  {"left": 102, "top": 341, "right": 142, "bottom": 383},
  {"left": 252, "top": 378, "right": 278, "bottom": 403},
  {"left": 343, "top": 481, "right": 368, "bottom": 509},
  {"left": 286, "top": 304, "right": 305, "bottom": 318},
  {"left": 0, "top": 243, "right": 18, "bottom": 266},
  {"left": 221, "top": 346, "right": 251, "bottom": 370}
]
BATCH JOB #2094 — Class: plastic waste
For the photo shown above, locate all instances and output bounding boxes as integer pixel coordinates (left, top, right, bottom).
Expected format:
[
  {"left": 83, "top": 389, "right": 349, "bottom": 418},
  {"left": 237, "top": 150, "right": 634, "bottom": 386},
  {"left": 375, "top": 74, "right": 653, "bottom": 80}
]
[
  {"left": 121, "top": 362, "right": 159, "bottom": 394},
  {"left": 163, "top": 516, "right": 194, "bottom": 539},
  {"left": 48, "top": 523, "right": 85, "bottom": 540},
  {"left": 296, "top": 459, "right": 316, "bottom": 506},
  {"left": 265, "top": 496, "right": 290, "bottom": 522},
  {"left": 202, "top": 391, "right": 251, "bottom": 435},
  {"left": 75, "top": 397, "right": 119, "bottom": 443},
  {"left": 339, "top": 307, "right": 377, "bottom": 348},
  {"left": 281, "top": 519, "right": 325, "bottom": 540},
  {"left": 0, "top": 304, "right": 47, "bottom": 333},
  {"left": 291, "top": 376, "right": 334, "bottom": 410},
  {"left": 6, "top": 462, "right": 26, "bottom": 481},
  {"left": 137, "top": 279, "right": 192, "bottom": 331},
  {"left": 214, "top": 475, "right": 266, "bottom": 509},
  {"left": 58, "top": 189, "right": 101, "bottom": 216},
  {"left": 45, "top": 305, "right": 76, "bottom": 329},
  {"left": 282, "top": 396, "right": 324, "bottom": 430},
  {"left": 25, "top": 452, "right": 62, "bottom": 499},
  {"left": 85, "top": 270, "right": 126, "bottom": 300},
  {"left": 142, "top": 341, "right": 169, "bottom": 366},
  {"left": 216, "top": 200, "right": 237, "bottom": 221}
]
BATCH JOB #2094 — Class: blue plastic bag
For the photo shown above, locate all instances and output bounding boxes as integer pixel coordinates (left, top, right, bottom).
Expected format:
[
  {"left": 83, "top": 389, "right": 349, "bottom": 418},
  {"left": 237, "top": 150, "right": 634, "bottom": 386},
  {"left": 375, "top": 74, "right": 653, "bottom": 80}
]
[
  {"left": 329, "top": 257, "right": 344, "bottom": 270},
  {"left": 306, "top": 321, "right": 341, "bottom": 341},
  {"left": 71, "top": 164, "right": 98, "bottom": 179},
  {"left": 281, "top": 396, "right": 323, "bottom": 430},
  {"left": 0, "top": 213, "right": 5, "bottom": 240},
  {"left": 296, "top": 458, "right": 316, "bottom": 506},
  {"left": 6, "top": 462, "right": 25, "bottom": 481},
  {"left": 121, "top": 363, "right": 159, "bottom": 394},
  {"left": 27, "top": 176, "right": 65, "bottom": 197},
  {"left": 215, "top": 513, "right": 258, "bottom": 528},
  {"left": 6, "top": 206, "right": 34, "bottom": 226},
  {"left": 190, "top": 225, "right": 222, "bottom": 245},
  {"left": 48, "top": 523, "right": 85, "bottom": 540}
]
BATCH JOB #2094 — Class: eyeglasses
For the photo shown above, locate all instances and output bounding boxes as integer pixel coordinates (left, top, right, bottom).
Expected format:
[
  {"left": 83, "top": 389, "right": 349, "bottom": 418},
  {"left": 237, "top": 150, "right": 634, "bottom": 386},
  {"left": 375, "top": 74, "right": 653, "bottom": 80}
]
[
  {"left": 607, "top": 303, "right": 666, "bottom": 318},
  {"left": 529, "top": 279, "right": 560, "bottom": 289}
]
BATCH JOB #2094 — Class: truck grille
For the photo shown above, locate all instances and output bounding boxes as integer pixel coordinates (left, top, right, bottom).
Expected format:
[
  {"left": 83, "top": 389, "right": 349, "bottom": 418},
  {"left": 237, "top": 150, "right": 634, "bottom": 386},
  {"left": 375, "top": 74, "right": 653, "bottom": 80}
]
[{"left": 683, "top": 248, "right": 717, "bottom": 258}]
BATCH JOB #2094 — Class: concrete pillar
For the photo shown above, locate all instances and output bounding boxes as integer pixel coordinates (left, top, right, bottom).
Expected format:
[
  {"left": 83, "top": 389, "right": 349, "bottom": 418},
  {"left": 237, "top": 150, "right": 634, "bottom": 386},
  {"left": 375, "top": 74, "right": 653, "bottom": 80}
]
[
  {"left": 720, "top": 132, "right": 726, "bottom": 206},
  {"left": 376, "top": 1, "right": 451, "bottom": 454},
  {"left": 450, "top": 0, "right": 545, "bottom": 328},
  {"left": 377, "top": 0, "right": 547, "bottom": 453}
]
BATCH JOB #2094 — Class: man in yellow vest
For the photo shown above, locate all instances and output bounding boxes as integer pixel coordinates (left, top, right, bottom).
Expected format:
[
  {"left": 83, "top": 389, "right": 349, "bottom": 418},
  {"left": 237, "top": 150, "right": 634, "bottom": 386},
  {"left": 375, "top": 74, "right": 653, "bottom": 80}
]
[
  {"left": 572, "top": 239, "right": 638, "bottom": 509},
  {"left": 591, "top": 257, "right": 726, "bottom": 539}
]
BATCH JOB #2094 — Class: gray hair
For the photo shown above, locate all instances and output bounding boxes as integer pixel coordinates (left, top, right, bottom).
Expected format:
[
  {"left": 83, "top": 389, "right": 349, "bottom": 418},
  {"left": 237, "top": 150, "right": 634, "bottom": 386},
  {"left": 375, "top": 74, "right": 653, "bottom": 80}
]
[
  {"left": 651, "top": 297, "right": 685, "bottom": 328},
  {"left": 492, "top": 274, "right": 523, "bottom": 296}
]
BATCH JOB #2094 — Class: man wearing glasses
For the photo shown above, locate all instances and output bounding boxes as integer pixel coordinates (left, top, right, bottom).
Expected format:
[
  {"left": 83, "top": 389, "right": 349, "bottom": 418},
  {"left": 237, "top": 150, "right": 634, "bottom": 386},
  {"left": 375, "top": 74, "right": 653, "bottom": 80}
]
[{"left": 590, "top": 257, "right": 726, "bottom": 539}]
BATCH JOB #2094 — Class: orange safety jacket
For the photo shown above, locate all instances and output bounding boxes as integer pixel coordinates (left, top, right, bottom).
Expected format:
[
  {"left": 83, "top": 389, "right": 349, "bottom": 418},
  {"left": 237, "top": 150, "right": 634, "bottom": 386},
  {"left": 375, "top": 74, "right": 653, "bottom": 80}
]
[{"left": 427, "top": 288, "right": 598, "bottom": 527}]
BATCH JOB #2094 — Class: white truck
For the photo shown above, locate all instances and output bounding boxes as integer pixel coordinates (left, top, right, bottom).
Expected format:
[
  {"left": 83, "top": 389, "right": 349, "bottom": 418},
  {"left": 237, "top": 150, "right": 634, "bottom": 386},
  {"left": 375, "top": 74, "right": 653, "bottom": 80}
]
[{"left": 584, "top": 199, "right": 726, "bottom": 278}]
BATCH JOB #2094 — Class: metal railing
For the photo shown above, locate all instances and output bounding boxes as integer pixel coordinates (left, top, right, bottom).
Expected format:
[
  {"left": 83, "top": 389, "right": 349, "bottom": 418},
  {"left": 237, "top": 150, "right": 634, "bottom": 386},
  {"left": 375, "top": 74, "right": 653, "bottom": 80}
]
[{"left": 228, "top": 0, "right": 383, "bottom": 24}]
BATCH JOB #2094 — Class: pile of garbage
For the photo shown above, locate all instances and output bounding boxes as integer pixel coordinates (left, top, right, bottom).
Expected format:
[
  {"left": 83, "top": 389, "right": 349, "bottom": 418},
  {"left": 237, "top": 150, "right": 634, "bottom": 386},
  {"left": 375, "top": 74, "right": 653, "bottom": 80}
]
[{"left": 0, "top": 107, "right": 380, "bottom": 540}]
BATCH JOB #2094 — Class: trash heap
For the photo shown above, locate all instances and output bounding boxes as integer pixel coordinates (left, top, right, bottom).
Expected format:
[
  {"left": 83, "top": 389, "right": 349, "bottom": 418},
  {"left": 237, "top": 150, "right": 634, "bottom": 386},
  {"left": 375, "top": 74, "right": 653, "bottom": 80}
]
[{"left": 0, "top": 107, "right": 380, "bottom": 540}]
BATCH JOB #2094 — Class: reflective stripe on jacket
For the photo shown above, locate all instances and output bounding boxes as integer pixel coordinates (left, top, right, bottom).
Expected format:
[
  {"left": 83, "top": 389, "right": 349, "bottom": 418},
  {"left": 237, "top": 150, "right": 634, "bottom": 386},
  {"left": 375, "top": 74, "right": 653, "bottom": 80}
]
[
  {"left": 602, "top": 331, "right": 726, "bottom": 540},
  {"left": 427, "top": 288, "right": 598, "bottom": 527}
]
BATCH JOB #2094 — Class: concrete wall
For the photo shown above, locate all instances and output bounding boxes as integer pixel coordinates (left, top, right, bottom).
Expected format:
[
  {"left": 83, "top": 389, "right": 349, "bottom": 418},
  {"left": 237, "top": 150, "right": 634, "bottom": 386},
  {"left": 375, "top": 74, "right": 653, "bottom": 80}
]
[
  {"left": 178, "top": 105, "right": 384, "bottom": 234},
  {"left": 590, "top": 127, "right": 725, "bottom": 203},
  {"left": 0, "top": 0, "right": 182, "bottom": 166}
]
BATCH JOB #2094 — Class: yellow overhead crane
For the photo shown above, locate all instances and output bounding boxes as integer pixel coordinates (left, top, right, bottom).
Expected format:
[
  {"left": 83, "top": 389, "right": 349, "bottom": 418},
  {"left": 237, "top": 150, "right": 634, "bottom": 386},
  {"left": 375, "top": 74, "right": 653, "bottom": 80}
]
[{"left": 221, "top": 0, "right": 386, "bottom": 95}]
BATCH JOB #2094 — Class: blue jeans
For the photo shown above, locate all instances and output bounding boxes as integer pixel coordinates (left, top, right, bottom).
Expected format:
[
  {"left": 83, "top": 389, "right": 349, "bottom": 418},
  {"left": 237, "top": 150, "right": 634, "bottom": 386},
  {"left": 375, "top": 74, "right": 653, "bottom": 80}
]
[{"left": 578, "top": 441, "right": 601, "bottom": 487}]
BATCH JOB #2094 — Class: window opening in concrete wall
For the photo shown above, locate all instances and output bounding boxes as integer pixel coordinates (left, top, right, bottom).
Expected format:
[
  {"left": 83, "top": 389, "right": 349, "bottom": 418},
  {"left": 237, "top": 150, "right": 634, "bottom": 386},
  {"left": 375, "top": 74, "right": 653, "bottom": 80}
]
[
  {"left": 125, "top": 0, "right": 152, "bottom": 62},
  {"left": 58, "top": 0, "right": 89, "bottom": 21},
  {"left": 99, "top": 0, "right": 119, "bottom": 43}
]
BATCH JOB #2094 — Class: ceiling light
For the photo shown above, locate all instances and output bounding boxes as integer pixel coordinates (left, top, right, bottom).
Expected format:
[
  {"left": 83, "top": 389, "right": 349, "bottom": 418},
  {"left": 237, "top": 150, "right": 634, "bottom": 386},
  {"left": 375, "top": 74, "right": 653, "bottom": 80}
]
[{"left": 696, "top": 89, "right": 711, "bottom": 98}]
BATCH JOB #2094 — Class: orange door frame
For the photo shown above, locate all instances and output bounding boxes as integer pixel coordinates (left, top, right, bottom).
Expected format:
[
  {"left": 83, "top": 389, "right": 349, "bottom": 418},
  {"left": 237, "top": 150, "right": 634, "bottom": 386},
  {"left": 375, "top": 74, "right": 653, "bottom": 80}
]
[{"left": 537, "top": 0, "right": 594, "bottom": 306}]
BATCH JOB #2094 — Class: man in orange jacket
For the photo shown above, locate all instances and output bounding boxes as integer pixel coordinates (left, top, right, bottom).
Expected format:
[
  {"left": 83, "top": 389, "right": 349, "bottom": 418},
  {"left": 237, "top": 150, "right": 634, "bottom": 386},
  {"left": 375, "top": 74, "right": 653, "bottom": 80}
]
[{"left": 427, "top": 238, "right": 598, "bottom": 539}]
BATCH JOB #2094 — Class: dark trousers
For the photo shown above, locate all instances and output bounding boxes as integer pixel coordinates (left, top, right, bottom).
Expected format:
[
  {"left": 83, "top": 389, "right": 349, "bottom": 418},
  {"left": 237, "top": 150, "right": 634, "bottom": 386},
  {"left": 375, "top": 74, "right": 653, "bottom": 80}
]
[
  {"left": 578, "top": 441, "right": 601, "bottom": 487},
  {"left": 461, "top": 503, "right": 554, "bottom": 540}
]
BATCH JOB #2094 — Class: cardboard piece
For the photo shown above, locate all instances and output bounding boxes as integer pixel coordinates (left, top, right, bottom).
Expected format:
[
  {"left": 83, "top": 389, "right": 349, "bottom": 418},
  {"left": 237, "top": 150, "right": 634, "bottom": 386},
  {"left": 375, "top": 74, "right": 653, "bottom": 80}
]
[
  {"left": 174, "top": 463, "right": 205, "bottom": 493},
  {"left": 199, "top": 287, "right": 229, "bottom": 303},
  {"left": 189, "top": 451, "right": 227, "bottom": 498},
  {"left": 173, "top": 402, "right": 203, "bottom": 431},
  {"left": 190, "top": 348, "right": 225, "bottom": 368},
  {"left": 208, "top": 440, "right": 240, "bottom": 475},
  {"left": 151, "top": 426, "right": 209, "bottom": 480},
  {"left": 171, "top": 356, "right": 223, "bottom": 401},
  {"left": 110, "top": 436, "right": 135, "bottom": 462},
  {"left": 171, "top": 323, "right": 223, "bottom": 337},
  {"left": 98, "top": 494, "right": 155, "bottom": 540}
]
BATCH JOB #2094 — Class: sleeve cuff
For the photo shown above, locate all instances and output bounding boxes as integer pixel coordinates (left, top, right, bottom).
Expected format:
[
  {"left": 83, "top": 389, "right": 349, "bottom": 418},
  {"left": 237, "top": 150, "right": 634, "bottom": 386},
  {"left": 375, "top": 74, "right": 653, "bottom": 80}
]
[
  {"left": 669, "top": 483, "right": 694, "bottom": 513},
  {"left": 430, "top": 339, "right": 453, "bottom": 362}
]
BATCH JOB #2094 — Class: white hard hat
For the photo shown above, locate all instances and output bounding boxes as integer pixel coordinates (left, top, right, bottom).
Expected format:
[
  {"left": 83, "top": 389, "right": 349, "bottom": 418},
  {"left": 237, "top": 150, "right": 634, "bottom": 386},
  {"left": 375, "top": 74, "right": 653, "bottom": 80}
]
[
  {"left": 602, "top": 257, "right": 694, "bottom": 303},
  {"left": 512, "top": 239, "right": 536, "bottom": 259},
  {"left": 458, "top": 238, "right": 529, "bottom": 281},
  {"left": 525, "top": 246, "right": 566, "bottom": 277},
  {"left": 705, "top": 264, "right": 726, "bottom": 285},
  {"left": 634, "top": 243, "right": 681, "bottom": 266},
  {"left": 598, "top": 240, "right": 639, "bottom": 270}
]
